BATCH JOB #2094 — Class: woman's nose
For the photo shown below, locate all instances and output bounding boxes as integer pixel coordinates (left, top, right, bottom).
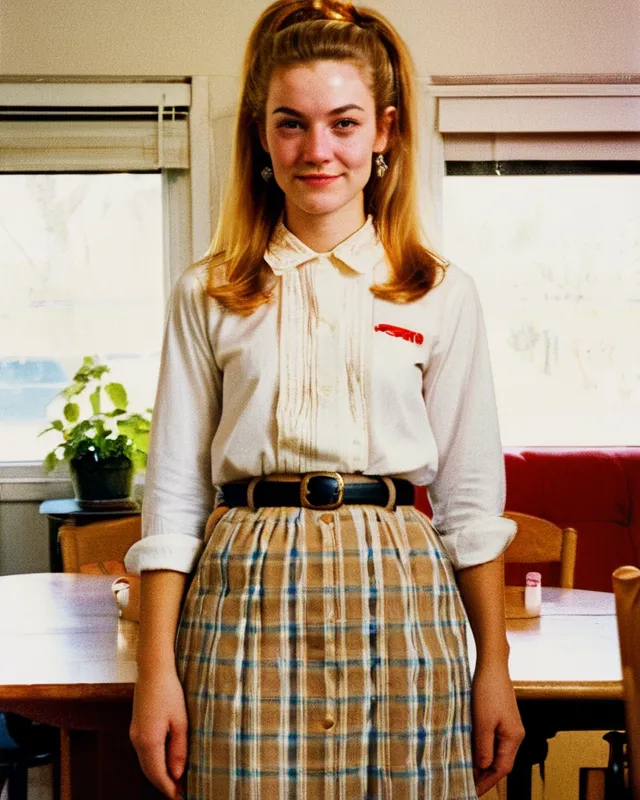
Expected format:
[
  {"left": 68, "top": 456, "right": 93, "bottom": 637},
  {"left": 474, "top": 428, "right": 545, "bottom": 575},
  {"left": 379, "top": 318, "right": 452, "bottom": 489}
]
[{"left": 303, "top": 126, "right": 331, "bottom": 164}]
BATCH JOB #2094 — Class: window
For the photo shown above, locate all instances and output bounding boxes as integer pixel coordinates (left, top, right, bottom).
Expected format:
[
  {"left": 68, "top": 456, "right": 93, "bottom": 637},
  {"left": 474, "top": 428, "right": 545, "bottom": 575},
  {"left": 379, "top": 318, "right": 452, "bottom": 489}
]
[
  {"left": 429, "top": 79, "right": 640, "bottom": 446},
  {"left": 0, "top": 173, "right": 164, "bottom": 462},
  {"left": 443, "top": 164, "right": 640, "bottom": 446},
  {"left": 0, "top": 81, "right": 211, "bottom": 477}
]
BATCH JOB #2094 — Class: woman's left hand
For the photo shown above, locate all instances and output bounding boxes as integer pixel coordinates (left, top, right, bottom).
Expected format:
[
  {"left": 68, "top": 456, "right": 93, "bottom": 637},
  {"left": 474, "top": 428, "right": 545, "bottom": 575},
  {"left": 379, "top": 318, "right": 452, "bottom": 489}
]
[{"left": 471, "top": 661, "right": 525, "bottom": 796}]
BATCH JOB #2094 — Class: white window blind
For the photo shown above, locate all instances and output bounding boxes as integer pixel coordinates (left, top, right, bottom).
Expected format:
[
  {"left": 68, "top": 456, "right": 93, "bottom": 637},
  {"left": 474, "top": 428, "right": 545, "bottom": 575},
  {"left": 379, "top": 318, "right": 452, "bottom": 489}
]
[
  {"left": 430, "top": 82, "right": 640, "bottom": 161},
  {"left": 0, "top": 83, "right": 190, "bottom": 172}
]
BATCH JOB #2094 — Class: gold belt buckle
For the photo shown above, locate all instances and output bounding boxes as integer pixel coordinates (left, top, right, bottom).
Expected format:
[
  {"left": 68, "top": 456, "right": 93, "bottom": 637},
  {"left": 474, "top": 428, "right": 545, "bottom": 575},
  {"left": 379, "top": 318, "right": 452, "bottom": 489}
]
[{"left": 300, "top": 472, "right": 345, "bottom": 510}]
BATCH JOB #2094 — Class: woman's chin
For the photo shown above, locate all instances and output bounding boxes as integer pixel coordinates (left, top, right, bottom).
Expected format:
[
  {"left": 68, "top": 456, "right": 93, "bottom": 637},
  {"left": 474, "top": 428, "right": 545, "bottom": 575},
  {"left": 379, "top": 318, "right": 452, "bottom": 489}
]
[{"left": 288, "top": 194, "right": 358, "bottom": 220}]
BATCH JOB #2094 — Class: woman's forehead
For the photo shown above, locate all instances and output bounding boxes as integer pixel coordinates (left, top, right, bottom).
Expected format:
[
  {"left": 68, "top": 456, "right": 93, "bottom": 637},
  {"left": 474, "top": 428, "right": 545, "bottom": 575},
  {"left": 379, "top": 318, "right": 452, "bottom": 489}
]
[{"left": 266, "top": 60, "right": 374, "bottom": 115}]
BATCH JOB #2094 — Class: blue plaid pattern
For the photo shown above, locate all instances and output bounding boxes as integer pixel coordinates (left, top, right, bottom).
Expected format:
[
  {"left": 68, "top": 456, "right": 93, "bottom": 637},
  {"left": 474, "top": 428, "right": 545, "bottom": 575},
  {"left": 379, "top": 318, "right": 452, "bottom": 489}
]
[{"left": 176, "top": 505, "right": 477, "bottom": 799}]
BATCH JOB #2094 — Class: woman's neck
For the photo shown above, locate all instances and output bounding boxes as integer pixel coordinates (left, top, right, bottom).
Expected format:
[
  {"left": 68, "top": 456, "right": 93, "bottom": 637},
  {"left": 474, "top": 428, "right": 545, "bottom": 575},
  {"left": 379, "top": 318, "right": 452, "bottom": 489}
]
[{"left": 284, "top": 202, "right": 366, "bottom": 253}]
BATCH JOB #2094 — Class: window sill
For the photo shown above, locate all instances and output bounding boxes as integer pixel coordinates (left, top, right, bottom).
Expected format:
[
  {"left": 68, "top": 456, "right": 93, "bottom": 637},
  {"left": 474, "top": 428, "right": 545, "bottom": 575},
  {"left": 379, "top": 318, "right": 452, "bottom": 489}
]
[
  {"left": 0, "top": 463, "right": 145, "bottom": 503},
  {"left": 0, "top": 463, "right": 71, "bottom": 502}
]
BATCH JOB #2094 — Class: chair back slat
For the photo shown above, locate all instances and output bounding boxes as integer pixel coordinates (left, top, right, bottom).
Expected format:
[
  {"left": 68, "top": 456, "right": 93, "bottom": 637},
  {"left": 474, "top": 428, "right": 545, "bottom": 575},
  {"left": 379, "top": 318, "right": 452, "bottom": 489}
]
[
  {"left": 503, "top": 511, "right": 577, "bottom": 589},
  {"left": 559, "top": 528, "right": 578, "bottom": 591},
  {"left": 59, "top": 516, "right": 141, "bottom": 573}
]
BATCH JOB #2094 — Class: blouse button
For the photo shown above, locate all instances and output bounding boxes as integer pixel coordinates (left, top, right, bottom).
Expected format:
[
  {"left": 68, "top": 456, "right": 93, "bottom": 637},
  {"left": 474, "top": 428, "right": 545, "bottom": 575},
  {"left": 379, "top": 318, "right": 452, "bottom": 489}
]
[{"left": 323, "top": 715, "right": 335, "bottom": 730}]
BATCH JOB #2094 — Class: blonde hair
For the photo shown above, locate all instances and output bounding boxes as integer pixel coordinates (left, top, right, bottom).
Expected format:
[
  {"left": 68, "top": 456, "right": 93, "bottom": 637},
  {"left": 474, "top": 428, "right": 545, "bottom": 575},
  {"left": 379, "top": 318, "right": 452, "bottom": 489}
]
[{"left": 207, "top": 0, "right": 446, "bottom": 314}]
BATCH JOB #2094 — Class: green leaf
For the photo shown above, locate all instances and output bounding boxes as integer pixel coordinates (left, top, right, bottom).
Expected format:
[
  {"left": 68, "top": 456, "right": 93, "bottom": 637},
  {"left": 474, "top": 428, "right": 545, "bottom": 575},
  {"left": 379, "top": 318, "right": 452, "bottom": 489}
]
[
  {"left": 63, "top": 402, "right": 80, "bottom": 423},
  {"left": 62, "top": 381, "right": 84, "bottom": 400},
  {"left": 43, "top": 451, "right": 59, "bottom": 473},
  {"left": 70, "top": 420, "right": 92, "bottom": 437},
  {"left": 72, "top": 356, "right": 109, "bottom": 386},
  {"left": 38, "top": 419, "right": 64, "bottom": 436},
  {"left": 91, "top": 364, "right": 110, "bottom": 381},
  {"left": 130, "top": 430, "right": 150, "bottom": 453},
  {"left": 105, "top": 382, "right": 128, "bottom": 410},
  {"left": 131, "top": 450, "right": 147, "bottom": 471},
  {"left": 38, "top": 419, "right": 64, "bottom": 437},
  {"left": 92, "top": 418, "right": 107, "bottom": 439},
  {"left": 89, "top": 386, "right": 101, "bottom": 415}
]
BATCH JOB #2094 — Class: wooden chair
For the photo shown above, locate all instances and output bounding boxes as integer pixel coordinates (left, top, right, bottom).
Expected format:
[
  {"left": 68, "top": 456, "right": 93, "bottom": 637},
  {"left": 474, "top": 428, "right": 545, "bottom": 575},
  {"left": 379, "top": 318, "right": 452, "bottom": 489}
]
[
  {"left": 612, "top": 565, "right": 640, "bottom": 799},
  {"left": 59, "top": 515, "right": 141, "bottom": 573},
  {"left": 503, "top": 511, "right": 578, "bottom": 588},
  {"left": 55, "top": 515, "right": 142, "bottom": 799}
]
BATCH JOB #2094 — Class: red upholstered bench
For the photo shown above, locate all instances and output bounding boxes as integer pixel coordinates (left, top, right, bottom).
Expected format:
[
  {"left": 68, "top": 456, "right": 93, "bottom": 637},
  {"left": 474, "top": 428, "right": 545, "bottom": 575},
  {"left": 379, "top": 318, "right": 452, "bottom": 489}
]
[{"left": 415, "top": 448, "right": 640, "bottom": 592}]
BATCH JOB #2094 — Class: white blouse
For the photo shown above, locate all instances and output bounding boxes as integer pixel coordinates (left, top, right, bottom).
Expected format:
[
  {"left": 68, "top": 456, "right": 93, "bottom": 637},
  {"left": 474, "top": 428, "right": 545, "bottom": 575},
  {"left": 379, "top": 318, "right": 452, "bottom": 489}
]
[{"left": 124, "top": 217, "right": 516, "bottom": 575}]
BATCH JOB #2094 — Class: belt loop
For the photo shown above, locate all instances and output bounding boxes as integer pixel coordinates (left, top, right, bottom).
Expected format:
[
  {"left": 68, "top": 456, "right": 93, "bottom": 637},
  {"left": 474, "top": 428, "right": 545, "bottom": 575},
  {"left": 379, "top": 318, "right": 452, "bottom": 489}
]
[
  {"left": 380, "top": 477, "right": 397, "bottom": 511},
  {"left": 246, "top": 477, "right": 261, "bottom": 512}
]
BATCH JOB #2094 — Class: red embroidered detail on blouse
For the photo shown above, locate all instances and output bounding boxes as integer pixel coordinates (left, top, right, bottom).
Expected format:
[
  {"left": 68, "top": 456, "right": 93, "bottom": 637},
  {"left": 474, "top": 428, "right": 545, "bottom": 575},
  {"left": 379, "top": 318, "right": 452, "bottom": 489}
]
[{"left": 374, "top": 324, "right": 424, "bottom": 345}]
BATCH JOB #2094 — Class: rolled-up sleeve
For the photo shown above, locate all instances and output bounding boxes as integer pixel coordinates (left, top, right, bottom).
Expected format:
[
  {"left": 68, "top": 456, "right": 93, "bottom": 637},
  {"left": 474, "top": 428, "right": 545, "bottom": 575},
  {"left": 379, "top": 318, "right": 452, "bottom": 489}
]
[
  {"left": 422, "top": 268, "right": 516, "bottom": 569},
  {"left": 124, "top": 266, "right": 222, "bottom": 574}
]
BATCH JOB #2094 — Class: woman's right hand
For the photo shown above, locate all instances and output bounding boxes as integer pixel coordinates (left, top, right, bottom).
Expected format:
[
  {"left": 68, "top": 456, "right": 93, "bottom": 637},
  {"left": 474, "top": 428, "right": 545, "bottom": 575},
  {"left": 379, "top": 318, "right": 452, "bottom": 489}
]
[{"left": 130, "top": 668, "right": 189, "bottom": 799}]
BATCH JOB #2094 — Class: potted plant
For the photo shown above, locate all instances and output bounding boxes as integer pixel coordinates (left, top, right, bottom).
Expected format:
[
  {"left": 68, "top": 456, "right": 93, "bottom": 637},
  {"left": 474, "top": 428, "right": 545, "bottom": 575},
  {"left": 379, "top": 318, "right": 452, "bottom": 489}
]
[{"left": 40, "top": 356, "right": 152, "bottom": 507}]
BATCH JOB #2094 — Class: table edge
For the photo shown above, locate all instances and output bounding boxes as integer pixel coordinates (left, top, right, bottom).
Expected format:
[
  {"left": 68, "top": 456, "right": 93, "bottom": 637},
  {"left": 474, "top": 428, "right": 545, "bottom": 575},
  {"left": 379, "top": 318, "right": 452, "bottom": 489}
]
[
  {"left": 0, "top": 683, "right": 134, "bottom": 702},
  {"left": 514, "top": 680, "right": 624, "bottom": 701},
  {"left": 1, "top": 681, "right": 621, "bottom": 702}
]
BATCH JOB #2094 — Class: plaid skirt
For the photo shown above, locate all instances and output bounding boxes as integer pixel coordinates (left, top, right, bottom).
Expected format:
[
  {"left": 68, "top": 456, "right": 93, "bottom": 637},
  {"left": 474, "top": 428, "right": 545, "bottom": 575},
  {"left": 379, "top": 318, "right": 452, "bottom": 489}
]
[{"left": 176, "top": 504, "right": 477, "bottom": 800}]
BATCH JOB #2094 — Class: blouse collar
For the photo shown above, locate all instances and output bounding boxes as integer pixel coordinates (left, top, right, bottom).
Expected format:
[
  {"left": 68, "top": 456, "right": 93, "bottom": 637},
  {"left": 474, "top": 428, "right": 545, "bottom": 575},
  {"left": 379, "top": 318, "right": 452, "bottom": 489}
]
[{"left": 264, "top": 215, "right": 382, "bottom": 277}]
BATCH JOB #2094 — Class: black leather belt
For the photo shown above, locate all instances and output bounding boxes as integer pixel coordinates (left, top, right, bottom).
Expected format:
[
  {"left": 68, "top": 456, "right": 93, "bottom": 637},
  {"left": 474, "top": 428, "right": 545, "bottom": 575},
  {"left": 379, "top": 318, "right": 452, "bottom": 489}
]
[{"left": 221, "top": 473, "right": 414, "bottom": 511}]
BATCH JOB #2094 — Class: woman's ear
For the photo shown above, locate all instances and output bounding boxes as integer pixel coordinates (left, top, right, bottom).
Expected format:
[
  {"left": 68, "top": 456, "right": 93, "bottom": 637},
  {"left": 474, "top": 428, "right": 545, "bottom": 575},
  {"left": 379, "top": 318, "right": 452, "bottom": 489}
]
[{"left": 374, "top": 105, "right": 397, "bottom": 153}]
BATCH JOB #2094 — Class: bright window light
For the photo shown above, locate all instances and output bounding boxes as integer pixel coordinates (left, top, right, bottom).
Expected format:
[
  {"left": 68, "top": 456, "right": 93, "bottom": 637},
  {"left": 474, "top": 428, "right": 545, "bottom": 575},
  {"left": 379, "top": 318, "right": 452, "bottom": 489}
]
[
  {"left": 0, "top": 173, "right": 164, "bottom": 463},
  {"left": 443, "top": 172, "right": 640, "bottom": 446}
]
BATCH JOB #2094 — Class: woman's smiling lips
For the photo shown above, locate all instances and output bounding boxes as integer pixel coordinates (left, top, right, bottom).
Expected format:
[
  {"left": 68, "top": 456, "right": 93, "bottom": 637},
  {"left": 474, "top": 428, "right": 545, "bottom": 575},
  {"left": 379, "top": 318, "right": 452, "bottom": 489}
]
[{"left": 296, "top": 174, "right": 341, "bottom": 186}]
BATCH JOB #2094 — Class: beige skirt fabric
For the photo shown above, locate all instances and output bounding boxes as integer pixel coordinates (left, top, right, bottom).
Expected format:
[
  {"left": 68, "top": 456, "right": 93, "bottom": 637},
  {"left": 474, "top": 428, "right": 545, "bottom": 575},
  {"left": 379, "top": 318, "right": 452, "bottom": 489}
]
[{"left": 176, "top": 504, "right": 477, "bottom": 800}]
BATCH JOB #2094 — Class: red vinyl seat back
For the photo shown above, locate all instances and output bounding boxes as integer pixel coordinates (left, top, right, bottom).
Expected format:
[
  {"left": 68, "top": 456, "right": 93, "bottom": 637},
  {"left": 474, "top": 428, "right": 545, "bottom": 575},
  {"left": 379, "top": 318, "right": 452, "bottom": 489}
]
[{"left": 414, "top": 448, "right": 640, "bottom": 592}]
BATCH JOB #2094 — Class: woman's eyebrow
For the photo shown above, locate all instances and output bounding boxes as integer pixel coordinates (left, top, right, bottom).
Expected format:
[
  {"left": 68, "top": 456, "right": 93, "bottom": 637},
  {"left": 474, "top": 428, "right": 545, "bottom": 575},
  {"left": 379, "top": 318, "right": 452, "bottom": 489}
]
[{"left": 271, "top": 104, "right": 365, "bottom": 116}]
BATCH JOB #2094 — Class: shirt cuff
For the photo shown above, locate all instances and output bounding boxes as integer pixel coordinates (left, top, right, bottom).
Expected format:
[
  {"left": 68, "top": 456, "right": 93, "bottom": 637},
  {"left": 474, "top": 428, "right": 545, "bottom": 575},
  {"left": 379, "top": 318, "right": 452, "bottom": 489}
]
[
  {"left": 124, "top": 533, "right": 204, "bottom": 575},
  {"left": 437, "top": 515, "right": 517, "bottom": 570}
]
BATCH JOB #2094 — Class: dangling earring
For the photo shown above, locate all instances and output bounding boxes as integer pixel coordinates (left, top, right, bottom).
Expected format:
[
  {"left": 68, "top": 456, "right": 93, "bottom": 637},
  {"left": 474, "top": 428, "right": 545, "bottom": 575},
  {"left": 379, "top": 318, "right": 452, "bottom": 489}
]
[
  {"left": 374, "top": 153, "right": 388, "bottom": 178},
  {"left": 261, "top": 165, "right": 273, "bottom": 182}
]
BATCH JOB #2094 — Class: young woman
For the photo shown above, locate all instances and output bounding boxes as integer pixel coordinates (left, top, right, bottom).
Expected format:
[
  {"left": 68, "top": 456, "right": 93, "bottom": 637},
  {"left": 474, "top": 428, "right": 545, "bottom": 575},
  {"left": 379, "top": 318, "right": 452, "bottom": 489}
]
[{"left": 125, "top": 1, "right": 525, "bottom": 797}]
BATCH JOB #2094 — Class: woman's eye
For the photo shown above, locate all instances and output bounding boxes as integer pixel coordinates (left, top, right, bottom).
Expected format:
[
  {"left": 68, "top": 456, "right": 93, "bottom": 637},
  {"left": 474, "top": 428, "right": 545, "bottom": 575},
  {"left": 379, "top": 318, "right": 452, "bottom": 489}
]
[
  {"left": 277, "top": 119, "right": 302, "bottom": 130},
  {"left": 334, "top": 119, "right": 358, "bottom": 130}
]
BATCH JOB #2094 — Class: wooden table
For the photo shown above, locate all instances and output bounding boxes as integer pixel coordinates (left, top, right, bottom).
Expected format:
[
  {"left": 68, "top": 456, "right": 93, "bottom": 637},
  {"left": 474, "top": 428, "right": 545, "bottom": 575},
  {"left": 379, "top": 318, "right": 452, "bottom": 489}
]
[
  {"left": 0, "top": 573, "right": 158, "bottom": 800},
  {"left": 0, "top": 575, "right": 625, "bottom": 799},
  {"left": 496, "top": 586, "right": 625, "bottom": 797}
]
